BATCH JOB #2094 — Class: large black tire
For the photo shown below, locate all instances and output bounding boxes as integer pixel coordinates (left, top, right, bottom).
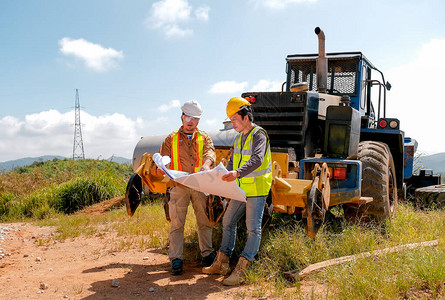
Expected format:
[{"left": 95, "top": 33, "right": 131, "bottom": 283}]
[
  {"left": 414, "top": 185, "right": 445, "bottom": 209},
  {"left": 357, "top": 141, "right": 398, "bottom": 221}
]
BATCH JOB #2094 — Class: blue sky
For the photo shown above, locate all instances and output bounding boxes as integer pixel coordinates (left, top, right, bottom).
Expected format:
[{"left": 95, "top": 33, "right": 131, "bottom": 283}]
[{"left": 1, "top": 0, "right": 444, "bottom": 162}]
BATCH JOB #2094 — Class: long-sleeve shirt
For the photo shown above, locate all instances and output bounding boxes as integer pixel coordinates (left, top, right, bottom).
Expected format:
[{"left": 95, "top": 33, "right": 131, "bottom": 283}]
[
  {"left": 159, "top": 126, "right": 216, "bottom": 173},
  {"left": 227, "top": 125, "right": 268, "bottom": 178}
]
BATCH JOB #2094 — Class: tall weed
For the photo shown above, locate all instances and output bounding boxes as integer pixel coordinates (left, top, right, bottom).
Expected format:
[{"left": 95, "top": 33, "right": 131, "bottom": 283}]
[
  {"left": 248, "top": 204, "right": 445, "bottom": 298},
  {"left": 33, "top": 198, "right": 444, "bottom": 298},
  {"left": 322, "top": 245, "right": 445, "bottom": 299},
  {"left": 0, "top": 159, "right": 130, "bottom": 221}
]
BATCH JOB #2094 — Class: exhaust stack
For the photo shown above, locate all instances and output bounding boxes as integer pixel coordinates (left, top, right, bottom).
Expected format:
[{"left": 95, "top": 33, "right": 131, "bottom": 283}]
[{"left": 315, "top": 27, "right": 328, "bottom": 93}]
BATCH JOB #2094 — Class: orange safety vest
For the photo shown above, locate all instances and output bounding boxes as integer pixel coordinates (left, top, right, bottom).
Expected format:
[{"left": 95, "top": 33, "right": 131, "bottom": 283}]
[{"left": 170, "top": 131, "right": 204, "bottom": 173}]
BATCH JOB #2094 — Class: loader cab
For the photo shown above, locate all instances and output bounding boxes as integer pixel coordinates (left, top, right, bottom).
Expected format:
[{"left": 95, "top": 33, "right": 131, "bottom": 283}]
[{"left": 285, "top": 52, "right": 380, "bottom": 128}]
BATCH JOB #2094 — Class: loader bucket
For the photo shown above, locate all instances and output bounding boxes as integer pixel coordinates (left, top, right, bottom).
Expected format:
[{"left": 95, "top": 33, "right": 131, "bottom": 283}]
[
  {"left": 205, "top": 195, "right": 227, "bottom": 226},
  {"left": 303, "top": 184, "right": 325, "bottom": 239},
  {"left": 125, "top": 173, "right": 143, "bottom": 216}
]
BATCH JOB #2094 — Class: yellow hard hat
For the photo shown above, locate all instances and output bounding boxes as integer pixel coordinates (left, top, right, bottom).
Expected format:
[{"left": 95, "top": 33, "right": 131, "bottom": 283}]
[{"left": 226, "top": 97, "right": 251, "bottom": 118}]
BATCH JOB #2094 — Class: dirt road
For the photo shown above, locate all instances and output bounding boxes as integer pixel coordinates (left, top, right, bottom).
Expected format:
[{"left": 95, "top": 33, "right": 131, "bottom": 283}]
[
  {"left": 0, "top": 197, "right": 316, "bottom": 299},
  {"left": 0, "top": 222, "right": 255, "bottom": 299}
]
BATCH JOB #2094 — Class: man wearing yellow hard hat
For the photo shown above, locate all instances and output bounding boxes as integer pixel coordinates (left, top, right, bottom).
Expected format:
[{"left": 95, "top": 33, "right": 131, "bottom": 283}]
[{"left": 202, "top": 97, "right": 272, "bottom": 286}]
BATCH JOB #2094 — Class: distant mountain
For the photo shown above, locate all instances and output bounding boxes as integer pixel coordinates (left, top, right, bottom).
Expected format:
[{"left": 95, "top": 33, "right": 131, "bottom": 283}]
[
  {"left": 416, "top": 152, "right": 445, "bottom": 175},
  {"left": 1, "top": 153, "right": 442, "bottom": 176},
  {"left": 0, "top": 155, "right": 132, "bottom": 172},
  {"left": 0, "top": 155, "right": 66, "bottom": 172},
  {"left": 106, "top": 156, "right": 132, "bottom": 165}
]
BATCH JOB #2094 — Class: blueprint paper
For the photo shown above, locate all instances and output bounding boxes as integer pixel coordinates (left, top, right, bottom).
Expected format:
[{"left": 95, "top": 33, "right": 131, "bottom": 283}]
[
  {"left": 153, "top": 153, "right": 246, "bottom": 202},
  {"left": 175, "top": 163, "right": 247, "bottom": 202},
  {"left": 153, "top": 153, "right": 189, "bottom": 180}
]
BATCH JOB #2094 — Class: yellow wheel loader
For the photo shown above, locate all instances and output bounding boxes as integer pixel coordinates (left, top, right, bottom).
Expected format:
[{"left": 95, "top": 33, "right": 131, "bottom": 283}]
[{"left": 125, "top": 27, "right": 439, "bottom": 239}]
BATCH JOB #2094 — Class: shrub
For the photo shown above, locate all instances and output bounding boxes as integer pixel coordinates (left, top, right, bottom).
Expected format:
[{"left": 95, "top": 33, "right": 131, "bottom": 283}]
[
  {"left": 51, "top": 171, "right": 125, "bottom": 214},
  {"left": 0, "top": 192, "right": 16, "bottom": 218},
  {"left": 0, "top": 159, "right": 130, "bottom": 220}
]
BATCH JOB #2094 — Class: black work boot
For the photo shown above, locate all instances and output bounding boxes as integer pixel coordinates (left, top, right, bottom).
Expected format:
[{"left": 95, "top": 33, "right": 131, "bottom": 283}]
[
  {"left": 171, "top": 258, "right": 183, "bottom": 275},
  {"left": 201, "top": 251, "right": 216, "bottom": 267}
]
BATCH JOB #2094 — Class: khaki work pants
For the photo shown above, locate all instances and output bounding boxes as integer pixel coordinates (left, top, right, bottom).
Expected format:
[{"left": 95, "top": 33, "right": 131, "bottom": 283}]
[{"left": 168, "top": 186, "right": 214, "bottom": 260}]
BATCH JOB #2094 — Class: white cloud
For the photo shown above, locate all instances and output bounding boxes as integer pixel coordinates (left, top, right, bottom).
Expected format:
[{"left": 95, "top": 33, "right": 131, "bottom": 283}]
[
  {"left": 208, "top": 79, "right": 282, "bottom": 94},
  {"left": 209, "top": 81, "right": 248, "bottom": 94},
  {"left": 195, "top": 6, "right": 210, "bottom": 21},
  {"left": 0, "top": 110, "right": 73, "bottom": 160},
  {"left": 145, "top": 0, "right": 210, "bottom": 38},
  {"left": 149, "top": 0, "right": 191, "bottom": 28},
  {"left": 250, "top": 0, "right": 317, "bottom": 9},
  {"left": 0, "top": 110, "right": 143, "bottom": 161},
  {"left": 59, "top": 38, "right": 124, "bottom": 72},
  {"left": 205, "top": 119, "right": 218, "bottom": 126},
  {"left": 158, "top": 99, "right": 181, "bottom": 112},
  {"left": 251, "top": 79, "right": 283, "bottom": 91},
  {"left": 165, "top": 25, "right": 193, "bottom": 38},
  {"left": 386, "top": 39, "right": 445, "bottom": 155}
]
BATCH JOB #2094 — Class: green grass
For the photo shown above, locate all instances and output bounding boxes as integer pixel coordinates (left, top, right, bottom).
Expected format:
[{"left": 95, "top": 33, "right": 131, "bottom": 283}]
[
  {"left": 1, "top": 159, "right": 444, "bottom": 298},
  {"left": 36, "top": 200, "right": 445, "bottom": 299},
  {"left": 245, "top": 204, "right": 445, "bottom": 299},
  {"left": 319, "top": 246, "right": 445, "bottom": 299},
  {"left": 0, "top": 159, "right": 131, "bottom": 221},
  {"left": 37, "top": 196, "right": 198, "bottom": 253}
]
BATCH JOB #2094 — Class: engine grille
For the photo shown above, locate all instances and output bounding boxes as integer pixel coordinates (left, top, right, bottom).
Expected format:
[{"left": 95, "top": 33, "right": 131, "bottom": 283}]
[
  {"left": 288, "top": 57, "right": 359, "bottom": 95},
  {"left": 241, "top": 92, "right": 319, "bottom": 160}
]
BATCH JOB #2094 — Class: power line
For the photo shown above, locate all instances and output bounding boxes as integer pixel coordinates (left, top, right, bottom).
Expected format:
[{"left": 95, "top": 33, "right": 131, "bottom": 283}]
[{"left": 73, "top": 89, "right": 85, "bottom": 160}]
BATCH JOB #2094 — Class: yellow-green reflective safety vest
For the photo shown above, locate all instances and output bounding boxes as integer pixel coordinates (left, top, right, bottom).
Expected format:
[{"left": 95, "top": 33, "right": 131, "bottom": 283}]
[
  {"left": 171, "top": 131, "right": 204, "bottom": 173},
  {"left": 233, "top": 126, "right": 272, "bottom": 197}
]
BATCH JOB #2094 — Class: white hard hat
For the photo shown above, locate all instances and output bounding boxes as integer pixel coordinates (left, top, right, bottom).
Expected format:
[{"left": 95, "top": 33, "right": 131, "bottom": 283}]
[{"left": 181, "top": 100, "right": 202, "bottom": 118}]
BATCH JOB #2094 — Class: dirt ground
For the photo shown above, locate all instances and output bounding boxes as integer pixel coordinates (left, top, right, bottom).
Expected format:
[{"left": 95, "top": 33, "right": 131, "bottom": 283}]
[{"left": 0, "top": 199, "right": 317, "bottom": 300}]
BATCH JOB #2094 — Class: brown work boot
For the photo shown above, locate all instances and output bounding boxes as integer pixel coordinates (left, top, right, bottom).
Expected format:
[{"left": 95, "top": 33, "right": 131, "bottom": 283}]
[
  {"left": 202, "top": 251, "right": 230, "bottom": 275},
  {"left": 222, "top": 256, "right": 251, "bottom": 286}
]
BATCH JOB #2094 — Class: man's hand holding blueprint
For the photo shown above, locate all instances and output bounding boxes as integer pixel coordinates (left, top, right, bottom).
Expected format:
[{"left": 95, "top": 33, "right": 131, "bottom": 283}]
[{"left": 153, "top": 153, "right": 246, "bottom": 202}]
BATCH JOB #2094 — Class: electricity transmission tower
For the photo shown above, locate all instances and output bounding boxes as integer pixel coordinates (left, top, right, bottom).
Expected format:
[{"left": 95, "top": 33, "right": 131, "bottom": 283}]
[{"left": 72, "top": 89, "right": 85, "bottom": 160}]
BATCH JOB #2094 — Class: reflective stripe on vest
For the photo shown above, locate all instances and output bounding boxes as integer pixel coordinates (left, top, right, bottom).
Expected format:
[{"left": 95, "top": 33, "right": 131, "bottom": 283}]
[
  {"left": 171, "top": 131, "right": 182, "bottom": 171},
  {"left": 170, "top": 130, "right": 204, "bottom": 173},
  {"left": 233, "top": 126, "right": 272, "bottom": 197},
  {"left": 194, "top": 132, "right": 204, "bottom": 172}
]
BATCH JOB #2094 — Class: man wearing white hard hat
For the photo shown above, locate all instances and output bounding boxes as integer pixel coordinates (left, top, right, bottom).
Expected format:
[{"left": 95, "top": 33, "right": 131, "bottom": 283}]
[{"left": 158, "top": 99, "right": 217, "bottom": 275}]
